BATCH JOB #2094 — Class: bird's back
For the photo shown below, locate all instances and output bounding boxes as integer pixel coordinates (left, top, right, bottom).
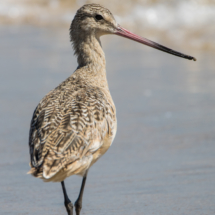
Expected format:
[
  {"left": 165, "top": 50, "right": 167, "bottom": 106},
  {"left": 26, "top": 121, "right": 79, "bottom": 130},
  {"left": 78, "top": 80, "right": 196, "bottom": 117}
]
[{"left": 28, "top": 68, "right": 117, "bottom": 182}]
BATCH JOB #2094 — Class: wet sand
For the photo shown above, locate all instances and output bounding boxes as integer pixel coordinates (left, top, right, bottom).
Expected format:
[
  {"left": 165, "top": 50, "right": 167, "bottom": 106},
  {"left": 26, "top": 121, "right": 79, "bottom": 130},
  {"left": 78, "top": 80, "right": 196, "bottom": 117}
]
[{"left": 0, "top": 25, "right": 215, "bottom": 215}]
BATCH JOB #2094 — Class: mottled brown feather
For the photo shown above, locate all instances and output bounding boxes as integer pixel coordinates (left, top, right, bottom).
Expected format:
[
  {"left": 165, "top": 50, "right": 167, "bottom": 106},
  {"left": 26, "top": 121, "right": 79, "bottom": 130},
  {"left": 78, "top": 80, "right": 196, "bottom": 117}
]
[
  {"left": 28, "top": 3, "right": 118, "bottom": 182},
  {"left": 29, "top": 71, "right": 117, "bottom": 181}
]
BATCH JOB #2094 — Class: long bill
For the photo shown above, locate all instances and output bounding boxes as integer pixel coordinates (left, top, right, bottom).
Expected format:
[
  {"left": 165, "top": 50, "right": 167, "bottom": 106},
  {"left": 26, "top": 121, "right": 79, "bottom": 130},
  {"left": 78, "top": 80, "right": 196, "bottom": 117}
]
[{"left": 115, "top": 25, "right": 196, "bottom": 61}]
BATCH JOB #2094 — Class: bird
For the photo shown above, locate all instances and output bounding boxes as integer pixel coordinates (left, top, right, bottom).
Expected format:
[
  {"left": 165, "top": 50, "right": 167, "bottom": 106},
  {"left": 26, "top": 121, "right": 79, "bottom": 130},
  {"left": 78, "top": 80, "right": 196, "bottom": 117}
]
[{"left": 28, "top": 3, "right": 196, "bottom": 215}]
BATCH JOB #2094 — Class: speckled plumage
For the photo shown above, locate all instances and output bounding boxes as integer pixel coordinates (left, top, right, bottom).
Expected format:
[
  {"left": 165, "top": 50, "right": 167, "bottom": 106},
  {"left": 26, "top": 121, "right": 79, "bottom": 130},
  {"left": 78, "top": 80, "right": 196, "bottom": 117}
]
[
  {"left": 28, "top": 4, "right": 195, "bottom": 215},
  {"left": 28, "top": 4, "right": 117, "bottom": 182},
  {"left": 29, "top": 4, "right": 196, "bottom": 215}
]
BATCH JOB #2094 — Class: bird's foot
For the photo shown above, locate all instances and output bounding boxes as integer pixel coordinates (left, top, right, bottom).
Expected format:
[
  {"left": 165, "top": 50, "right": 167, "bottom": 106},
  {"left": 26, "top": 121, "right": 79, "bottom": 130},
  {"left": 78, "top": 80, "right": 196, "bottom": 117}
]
[
  {"left": 74, "top": 200, "right": 82, "bottom": 215},
  {"left": 65, "top": 201, "right": 73, "bottom": 215}
]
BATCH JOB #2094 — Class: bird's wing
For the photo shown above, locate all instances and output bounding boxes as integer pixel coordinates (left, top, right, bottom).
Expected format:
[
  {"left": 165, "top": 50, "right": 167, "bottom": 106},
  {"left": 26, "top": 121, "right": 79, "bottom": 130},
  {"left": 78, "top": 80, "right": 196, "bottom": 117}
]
[{"left": 29, "top": 86, "right": 116, "bottom": 179}]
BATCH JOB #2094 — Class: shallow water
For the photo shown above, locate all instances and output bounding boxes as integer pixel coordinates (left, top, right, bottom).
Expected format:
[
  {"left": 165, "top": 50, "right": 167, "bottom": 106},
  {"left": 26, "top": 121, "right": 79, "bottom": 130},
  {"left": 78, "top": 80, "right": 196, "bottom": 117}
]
[{"left": 0, "top": 25, "right": 215, "bottom": 215}]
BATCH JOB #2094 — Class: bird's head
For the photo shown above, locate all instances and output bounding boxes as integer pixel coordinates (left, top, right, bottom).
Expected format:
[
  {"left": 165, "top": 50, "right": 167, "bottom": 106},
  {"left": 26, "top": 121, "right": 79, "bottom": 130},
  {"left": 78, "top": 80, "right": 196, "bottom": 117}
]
[
  {"left": 70, "top": 4, "right": 196, "bottom": 61},
  {"left": 70, "top": 4, "right": 118, "bottom": 37}
]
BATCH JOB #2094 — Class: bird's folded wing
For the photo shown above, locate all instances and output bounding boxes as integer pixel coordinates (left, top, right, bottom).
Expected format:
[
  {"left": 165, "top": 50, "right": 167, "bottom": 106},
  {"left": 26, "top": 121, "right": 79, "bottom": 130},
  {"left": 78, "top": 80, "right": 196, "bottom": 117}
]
[{"left": 29, "top": 87, "right": 115, "bottom": 179}]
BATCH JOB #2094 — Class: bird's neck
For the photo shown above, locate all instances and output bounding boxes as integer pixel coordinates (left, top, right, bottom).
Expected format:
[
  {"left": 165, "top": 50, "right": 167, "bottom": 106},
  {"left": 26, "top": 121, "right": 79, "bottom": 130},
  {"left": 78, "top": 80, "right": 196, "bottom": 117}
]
[
  {"left": 73, "top": 33, "right": 106, "bottom": 70},
  {"left": 71, "top": 33, "right": 108, "bottom": 88}
]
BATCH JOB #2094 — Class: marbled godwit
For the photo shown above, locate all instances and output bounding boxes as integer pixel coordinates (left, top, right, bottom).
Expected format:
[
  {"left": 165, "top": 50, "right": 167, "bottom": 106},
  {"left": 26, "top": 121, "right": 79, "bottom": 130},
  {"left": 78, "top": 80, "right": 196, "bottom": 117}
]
[{"left": 28, "top": 4, "right": 196, "bottom": 215}]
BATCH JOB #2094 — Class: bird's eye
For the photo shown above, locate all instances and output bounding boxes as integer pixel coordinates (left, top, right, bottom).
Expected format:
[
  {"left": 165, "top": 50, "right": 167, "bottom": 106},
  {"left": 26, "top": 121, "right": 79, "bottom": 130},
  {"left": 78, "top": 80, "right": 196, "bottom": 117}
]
[{"left": 95, "top": 14, "right": 103, "bottom": 21}]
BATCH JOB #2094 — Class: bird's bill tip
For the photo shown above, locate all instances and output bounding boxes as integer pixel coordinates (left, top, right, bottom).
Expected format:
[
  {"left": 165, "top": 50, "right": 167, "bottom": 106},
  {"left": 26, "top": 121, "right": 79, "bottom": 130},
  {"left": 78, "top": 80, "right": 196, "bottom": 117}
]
[{"left": 115, "top": 25, "right": 196, "bottom": 61}]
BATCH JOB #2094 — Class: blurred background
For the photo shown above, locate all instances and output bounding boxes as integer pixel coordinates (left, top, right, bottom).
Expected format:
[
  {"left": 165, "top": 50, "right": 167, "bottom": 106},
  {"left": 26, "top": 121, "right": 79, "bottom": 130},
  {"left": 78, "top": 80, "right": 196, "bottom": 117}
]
[
  {"left": 1, "top": 0, "right": 215, "bottom": 215},
  {"left": 1, "top": 0, "right": 215, "bottom": 49}
]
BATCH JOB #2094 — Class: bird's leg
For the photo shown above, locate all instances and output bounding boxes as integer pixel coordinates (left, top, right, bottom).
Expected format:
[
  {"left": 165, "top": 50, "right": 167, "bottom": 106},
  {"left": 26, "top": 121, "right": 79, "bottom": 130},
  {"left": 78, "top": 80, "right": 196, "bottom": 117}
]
[
  {"left": 61, "top": 181, "right": 73, "bottom": 215},
  {"left": 75, "top": 171, "right": 88, "bottom": 215}
]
